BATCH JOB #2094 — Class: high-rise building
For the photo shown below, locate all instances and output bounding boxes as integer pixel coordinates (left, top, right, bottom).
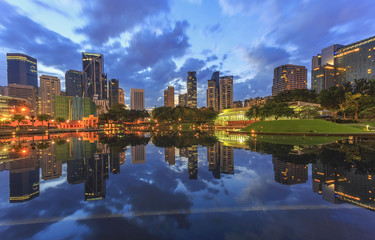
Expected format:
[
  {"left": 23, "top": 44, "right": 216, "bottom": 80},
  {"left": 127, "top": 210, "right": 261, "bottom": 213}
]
[
  {"left": 188, "top": 145, "right": 198, "bottom": 179},
  {"left": 207, "top": 71, "right": 220, "bottom": 111},
  {"left": 164, "top": 86, "right": 174, "bottom": 107},
  {"left": 311, "top": 44, "right": 343, "bottom": 93},
  {"left": 219, "top": 76, "right": 233, "bottom": 110},
  {"left": 67, "top": 159, "right": 84, "bottom": 185},
  {"left": 272, "top": 156, "right": 308, "bottom": 185},
  {"left": 334, "top": 36, "right": 375, "bottom": 86},
  {"left": 109, "top": 79, "right": 119, "bottom": 107},
  {"left": 40, "top": 144, "right": 62, "bottom": 181},
  {"left": 8, "top": 84, "right": 38, "bottom": 115},
  {"left": 272, "top": 64, "right": 307, "bottom": 96},
  {"left": 131, "top": 145, "right": 146, "bottom": 164},
  {"left": 65, "top": 70, "right": 87, "bottom": 97},
  {"left": 178, "top": 93, "right": 187, "bottom": 107},
  {"left": 7, "top": 53, "right": 38, "bottom": 88},
  {"left": 39, "top": 75, "right": 61, "bottom": 116},
  {"left": 165, "top": 147, "right": 175, "bottom": 166},
  {"left": 207, "top": 142, "right": 234, "bottom": 178},
  {"left": 130, "top": 88, "right": 144, "bottom": 110},
  {"left": 82, "top": 52, "right": 107, "bottom": 99},
  {"left": 84, "top": 155, "right": 107, "bottom": 201},
  {"left": 233, "top": 100, "right": 243, "bottom": 108},
  {"left": 119, "top": 88, "right": 125, "bottom": 105},
  {"left": 54, "top": 95, "right": 96, "bottom": 121},
  {"left": 187, "top": 71, "right": 197, "bottom": 108}
]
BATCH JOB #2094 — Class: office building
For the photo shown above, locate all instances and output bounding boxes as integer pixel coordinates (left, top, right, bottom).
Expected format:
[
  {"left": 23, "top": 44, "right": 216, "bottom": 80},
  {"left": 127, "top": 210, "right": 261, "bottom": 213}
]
[
  {"left": 109, "top": 79, "right": 119, "bottom": 107},
  {"left": 188, "top": 145, "right": 198, "bottom": 179},
  {"left": 67, "top": 159, "right": 84, "bottom": 185},
  {"left": 130, "top": 88, "right": 144, "bottom": 110},
  {"left": 65, "top": 70, "right": 87, "bottom": 97},
  {"left": 334, "top": 36, "right": 375, "bottom": 86},
  {"left": 219, "top": 76, "right": 233, "bottom": 110},
  {"left": 311, "top": 44, "right": 343, "bottom": 93},
  {"left": 119, "top": 88, "right": 125, "bottom": 105},
  {"left": 54, "top": 95, "right": 96, "bottom": 121},
  {"left": 272, "top": 156, "right": 308, "bottom": 185},
  {"left": 187, "top": 71, "right": 197, "bottom": 108},
  {"left": 165, "top": 147, "right": 175, "bottom": 166},
  {"left": 164, "top": 86, "right": 175, "bottom": 107},
  {"left": 207, "top": 71, "right": 220, "bottom": 111},
  {"left": 131, "top": 145, "right": 146, "bottom": 164},
  {"left": 272, "top": 64, "right": 307, "bottom": 96},
  {"left": 40, "top": 144, "right": 62, "bottom": 180},
  {"left": 7, "top": 53, "right": 38, "bottom": 88},
  {"left": 233, "top": 100, "right": 243, "bottom": 108},
  {"left": 8, "top": 84, "right": 38, "bottom": 114},
  {"left": 39, "top": 75, "right": 61, "bottom": 116},
  {"left": 178, "top": 93, "right": 187, "bottom": 107},
  {"left": 82, "top": 52, "right": 107, "bottom": 99},
  {"left": 0, "top": 86, "right": 8, "bottom": 96},
  {"left": 84, "top": 156, "right": 107, "bottom": 201}
]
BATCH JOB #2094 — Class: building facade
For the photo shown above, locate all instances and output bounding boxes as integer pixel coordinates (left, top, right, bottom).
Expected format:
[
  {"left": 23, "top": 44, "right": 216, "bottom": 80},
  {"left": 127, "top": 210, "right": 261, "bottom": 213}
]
[
  {"left": 8, "top": 84, "right": 38, "bottom": 115},
  {"left": 39, "top": 75, "right": 61, "bottom": 116},
  {"left": 7, "top": 53, "right": 38, "bottom": 88},
  {"left": 54, "top": 95, "right": 96, "bottom": 121},
  {"left": 109, "top": 79, "right": 119, "bottom": 108},
  {"left": 82, "top": 52, "right": 107, "bottom": 99},
  {"left": 187, "top": 71, "right": 197, "bottom": 108},
  {"left": 130, "top": 88, "right": 145, "bottom": 110},
  {"left": 233, "top": 100, "right": 243, "bottom": 108},
  {"left": 207, "top": 71, "right": 220, "bottom": 111},
  {"left": 334, "top": 36, "right": 375, "bottom": 86},
  {"left": 65, "top": 70, "right": 87, "bottom": 97},
  {"left": 272, "top": 64, "right": 307, "bottom": 96},
  {"left": 178, "top": 93, "right": 187, "bottom": 107},
  {"left": 311, "top": 44, "right": 343, "bottom": 93},
  {"left": 119, "top": 88, "right": 125, "bottom": 105},
  {"left": 164, "top": 86, "right": 174, "bottom": 107},
  {"left": 219, "top": 76, "right": 233, "bottom": 110}
]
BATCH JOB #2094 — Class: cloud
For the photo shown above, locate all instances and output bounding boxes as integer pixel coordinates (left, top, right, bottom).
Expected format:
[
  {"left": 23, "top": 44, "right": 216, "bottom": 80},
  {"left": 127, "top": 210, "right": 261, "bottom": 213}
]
[{"left": 76, "top": 0, "right": 169, "bottom": 45}]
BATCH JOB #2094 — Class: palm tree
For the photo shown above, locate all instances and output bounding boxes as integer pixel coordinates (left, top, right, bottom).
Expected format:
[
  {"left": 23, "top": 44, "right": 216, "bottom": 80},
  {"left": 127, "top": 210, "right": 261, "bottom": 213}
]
[
  {"left": 37, "top": 114, "right": 52, "bottom": 128},
  {"left": 12, "top": 114, "right": 26, "bottom": 131},
  {"left": 55, "top": 117, "right": 65, "bottom": 129},
  {"left": 30, "top": 115, "right": 36, "bottom": 130}
]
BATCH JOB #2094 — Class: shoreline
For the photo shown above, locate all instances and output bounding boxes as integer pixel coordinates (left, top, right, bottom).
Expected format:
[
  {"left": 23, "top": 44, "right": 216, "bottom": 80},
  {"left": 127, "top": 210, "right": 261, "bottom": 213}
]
[
  {"left": 232, "top": 130, "right": 375, "bottom": 137},
  {"left": 0, "top": 128, "right": 103, "bottom": 137}
]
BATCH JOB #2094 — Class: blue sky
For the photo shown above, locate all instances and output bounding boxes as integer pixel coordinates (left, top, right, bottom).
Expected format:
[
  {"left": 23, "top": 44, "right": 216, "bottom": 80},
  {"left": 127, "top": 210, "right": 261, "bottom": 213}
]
[{"left": 0, "top": 0, "right": 374, "bottom": 108}]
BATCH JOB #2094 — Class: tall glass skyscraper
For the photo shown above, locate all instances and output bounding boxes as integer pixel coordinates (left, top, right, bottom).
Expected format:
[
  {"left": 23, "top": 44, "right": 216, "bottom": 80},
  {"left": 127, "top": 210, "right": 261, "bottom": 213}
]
[
  {"left": 82, "top": 52, "right": 107, "bottom": 99},
  {"left": 187, "top": 71, "right": 197, "bottom": 108},
  {"left": 109, "top": 79, "right": 119, "bottom": 107},
  {"left": 65, "top": 70, "right": 87, "bottom": 97},
  {"left": 7, "top": 53, "right": 38, "bottom": 88}
]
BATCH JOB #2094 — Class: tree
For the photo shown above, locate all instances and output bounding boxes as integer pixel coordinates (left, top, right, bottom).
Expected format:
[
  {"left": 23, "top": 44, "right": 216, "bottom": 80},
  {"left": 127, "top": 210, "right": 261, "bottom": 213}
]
[
  {"left": 55, "top": 117, "right": 66, "bottom": 129},
  {"left": 12, "top": 114, "right": 26, "bottom": 130},
  {"left": 245, "top": 105, "right": 261, "bottom": 121},
  {"left": 339, "top": 92, "right": 362, "bottom": 119},
  {"left": 296, "top": 106, "right": 321, "bottom": 119},
  {"left": 37, "top": 114, "right": 52, "bottom": 128}
]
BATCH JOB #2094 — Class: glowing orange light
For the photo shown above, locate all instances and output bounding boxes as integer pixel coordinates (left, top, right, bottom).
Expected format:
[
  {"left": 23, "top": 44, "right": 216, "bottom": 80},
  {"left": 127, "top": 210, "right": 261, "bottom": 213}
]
[{"left": 21, "top": 108, "right": 25, "bottom": 111}]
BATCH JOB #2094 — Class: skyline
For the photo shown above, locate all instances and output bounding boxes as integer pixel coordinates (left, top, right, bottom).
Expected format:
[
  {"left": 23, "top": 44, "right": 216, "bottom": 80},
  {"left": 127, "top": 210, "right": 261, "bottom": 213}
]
[{"left": 0, "top": 0, "right": 375, "bottom": 108}]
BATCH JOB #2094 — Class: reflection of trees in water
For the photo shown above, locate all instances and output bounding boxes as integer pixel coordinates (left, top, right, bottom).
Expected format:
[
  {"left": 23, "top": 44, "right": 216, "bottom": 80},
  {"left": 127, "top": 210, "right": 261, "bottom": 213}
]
[
  {"left": 99, "top": 134, "right": 151, "bottom": 152},
  {"left": 151, "top": 132, "right": 218, "bottom": 148}
]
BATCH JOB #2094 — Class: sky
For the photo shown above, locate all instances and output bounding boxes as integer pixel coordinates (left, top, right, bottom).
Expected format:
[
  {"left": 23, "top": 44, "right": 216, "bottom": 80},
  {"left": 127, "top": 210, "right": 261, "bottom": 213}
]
[{"left": 0, "top": 0, "right": 375, "bottom": 108}]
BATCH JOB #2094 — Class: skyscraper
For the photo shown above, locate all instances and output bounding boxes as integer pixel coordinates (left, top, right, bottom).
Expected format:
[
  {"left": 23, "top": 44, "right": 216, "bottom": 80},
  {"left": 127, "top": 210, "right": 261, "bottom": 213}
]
[
  {"left": 207, "top": 71, "right": 220, "bottom": 111},
  {"left": 165, "top": 147, "right": 175, "bottom": 166},
  {"left": 84, "top": 155, "right": 107, "bottom": 201},
  {"left": 334, "top": 36, "right": 375, "bottom": 86},
  {"left": 131, "top": 145, "right": 146, "bottom": 164},
  {"left": 82, "top": 52, "right": 107, "bottom": 99},
  {"left": 219, "top": 76, "right": 233, "bottom": 110},
  {"left": 178, "top": 93, "right": 187, "bottom": 107},
  {"left": 187, "top": 71, "right": 197, "bottom": 108},
  {"left": 272, "top": 156, "right": 308, "bottom": 185},
  {"left": 65, "top": 70, "right": 87, "bottom": 97},
  {"left": 188, "top": 145, "right": 198, "bottom": 179},
  {"left": 272, "top": 64, "right": 307, "bottom": 96},
  {"left": 39, "top": 75, "right": 61, "bottom": 116},
  {"left": 109, "top": 79, "right": 119, "bottom": 107},
  {"left": 130, "top": 88, "right": 144, "bottom": 110},
  {"left": 40, "top": 144, "right": 62, "bottom": 180},
  {"left": 311, "top": 44, "right": 343, "bottom": 93},
  {"left": 7, "top": 53, "right": 38, "bottom": 88},
  {"left": 164, "top": 86, "right": 175, "bottom": 107},
  {"left": 119, "top": 88, "right": 125, "bottom": 105}
]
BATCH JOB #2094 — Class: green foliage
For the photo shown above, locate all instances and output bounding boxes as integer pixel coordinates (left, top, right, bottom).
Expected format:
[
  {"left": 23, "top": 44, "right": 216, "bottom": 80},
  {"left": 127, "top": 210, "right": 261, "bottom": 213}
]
[
  {"left": 241, "top": 119, "right": 365, "bottom": 133},
  {"left": 152, "top": 106, "right": 218, "bottom": 123},
  {"left": 99, "top": 104, "right": 149, "bottom": 123},
  {"left": 37, "top": 114, "right": 52, "bottom": 127},
  {"left": 359, "top": 107, "right": 375, "bottom": 120},
  {"left": 55, "top": 117, "right": 66, "bottom": 123},
  {"left": 272, "top": 89, "right": 318, "bottom": 103},
  {"left": 12, "top": 114, "right": 26, "bottom": 127},
  {"left": 295, "top": 105, "right": 321, "bottom": 119},
  {"left": 245, "top": 102, "right": 294, "bottom": 120}
]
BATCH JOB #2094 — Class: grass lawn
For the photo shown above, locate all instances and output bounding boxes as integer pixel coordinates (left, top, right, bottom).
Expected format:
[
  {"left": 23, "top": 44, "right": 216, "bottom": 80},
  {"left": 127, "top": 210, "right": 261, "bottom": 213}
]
[
  {"left": 247, "top": 135, "right": 344, "bottom": 145},
  {"left": 241, "top": 119, "right": 366, "bottom": 133}
]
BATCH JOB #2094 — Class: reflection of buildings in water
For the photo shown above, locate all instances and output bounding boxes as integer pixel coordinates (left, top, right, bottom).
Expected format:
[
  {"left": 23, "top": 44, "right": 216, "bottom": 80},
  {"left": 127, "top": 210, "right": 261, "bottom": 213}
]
[
  {"left": 84, "top": 155, "right": 107, "bottom": 201},
  {"left": 272, "top": 156, "right": 308, "bottom": 185},
  {"left": 119, "top": 151, "right": 126, "bottom": 165},
  {"left": 165, "top": 147, "right": 175, "bottom": 166},
  {"left": 131, "top": 145, "right": 146, "bottom": 164},
  {"left": 40, "top": 144, "right": 62, "bottom": 181},
  {"left": 179, "top": 147, "right": 189, "bottom": 158},
  {"left": 9, "top": 156, "right": 39, "bottom": 203},
  {"left": 312, "top": 160, "right": 375, "bottom": 210},
  {"left": 207, "top": 142, "right": 234, "bottom": 179},
  {"left": 67, "top": 159, "right": 84, "bottom": 184},
  {"left": 188, "top": 145, "right": 198, "bottom": 179},
  {"left": 110, "top": 149, "right": 124, "bottom": 174}
]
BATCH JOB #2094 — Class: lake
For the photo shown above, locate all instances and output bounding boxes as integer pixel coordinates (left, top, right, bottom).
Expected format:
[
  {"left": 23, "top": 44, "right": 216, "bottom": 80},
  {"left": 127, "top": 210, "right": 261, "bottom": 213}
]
[{"left": 0, "top": 131, "right": 375, "bottom": 240}]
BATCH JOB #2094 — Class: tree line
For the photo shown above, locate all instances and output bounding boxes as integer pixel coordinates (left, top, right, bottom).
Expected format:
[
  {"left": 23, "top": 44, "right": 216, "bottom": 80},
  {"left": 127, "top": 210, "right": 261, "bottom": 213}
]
[
  {"left": 152, "top": 106, "right": 218, "bottom": 123},
  {"left": 99, "top": 104, "right": 149, "bottom": 123}
]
